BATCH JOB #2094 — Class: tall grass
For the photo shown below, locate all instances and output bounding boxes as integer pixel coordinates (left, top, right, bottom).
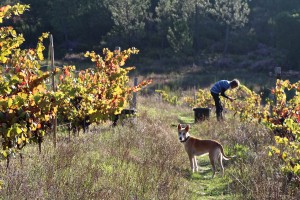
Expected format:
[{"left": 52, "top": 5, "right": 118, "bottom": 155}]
[
  {"left": 0, "top": 96, "right": 190, "bottom": 199},
  {"left": 1, "top": 94, "right": 300, "bottom": 199}
]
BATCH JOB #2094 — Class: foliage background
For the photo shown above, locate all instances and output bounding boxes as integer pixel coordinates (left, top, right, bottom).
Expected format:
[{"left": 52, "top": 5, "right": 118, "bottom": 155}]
[
  {"left": 1, "top": 1, "right": 300, "bottom": 199},
  {"left": 1, "top": 0, "right": 300, "bottom": 71}
]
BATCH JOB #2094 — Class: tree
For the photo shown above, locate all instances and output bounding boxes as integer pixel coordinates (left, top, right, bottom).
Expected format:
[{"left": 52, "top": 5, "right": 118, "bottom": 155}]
[
  {"left": 0, "top": 0, "right": 20, "bottom": 6},
  {"left": 275, "top": 11, "right": 300, "bottom": 67},
  {"left": 155, "top": 0, "right": 210, "bottom": 54},
  {"left": 249, "top": 0, "right": 300, "bottom": 67},
  {"left": 47, "top": 0, "right": 110, "bottom": 52},
  {"left": 103, "top": 0, "right": 150, "bottom": 48},
  {"left": 210, "top": 0, "right": 250, "bottom": 55},
  {"left": 14, "top": 0, "right": 112, "bottom": 55},
  {"left": 167, "top": 19, "right": 193, "bottom": 54}
]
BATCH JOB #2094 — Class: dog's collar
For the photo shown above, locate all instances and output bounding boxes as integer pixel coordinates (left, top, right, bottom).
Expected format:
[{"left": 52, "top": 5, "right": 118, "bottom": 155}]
[{"left": 180, "top": 136, "right": 190, "bottom": 143}]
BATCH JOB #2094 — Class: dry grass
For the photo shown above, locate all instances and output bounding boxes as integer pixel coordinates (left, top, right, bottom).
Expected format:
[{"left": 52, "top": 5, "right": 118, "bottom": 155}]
[
  {"left": 0, "top": 96, "right": 189, "bottom": 200},
  {"left": 1, "top": 94, "right": 300, "bottom": 199}
]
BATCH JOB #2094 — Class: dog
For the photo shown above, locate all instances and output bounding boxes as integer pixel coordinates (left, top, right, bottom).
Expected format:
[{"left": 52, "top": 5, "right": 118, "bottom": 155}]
[{"left": 178, "top": 124, "right": 234, "bottom": 178}]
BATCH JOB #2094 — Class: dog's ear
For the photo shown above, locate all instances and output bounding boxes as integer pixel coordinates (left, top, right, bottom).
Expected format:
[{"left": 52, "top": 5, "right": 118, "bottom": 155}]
[
  {"left": 185, "top": 125, "right": 190, "bottom": 132},
  {"left": 178, "top": 124, "right": 181, "bottom": 130}
]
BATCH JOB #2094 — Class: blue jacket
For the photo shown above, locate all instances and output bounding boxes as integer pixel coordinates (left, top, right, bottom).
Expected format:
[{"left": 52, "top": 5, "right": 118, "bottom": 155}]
[{"left": 210, "top": 80, "right": 230, "bottom": 98}]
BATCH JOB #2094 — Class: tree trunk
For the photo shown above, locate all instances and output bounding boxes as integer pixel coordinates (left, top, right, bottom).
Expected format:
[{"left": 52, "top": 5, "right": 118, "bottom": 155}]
[
  {"left": 194, "top": 3, "right": 201, "bottom": 52},
  {"left": 223, "top": 24, "right": 230, "bottom": 56}
]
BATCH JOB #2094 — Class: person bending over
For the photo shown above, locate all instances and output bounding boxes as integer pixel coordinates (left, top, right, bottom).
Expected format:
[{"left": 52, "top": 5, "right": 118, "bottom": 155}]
[{"left": 210, "top": 79, "right": 240, "bottom": 121}]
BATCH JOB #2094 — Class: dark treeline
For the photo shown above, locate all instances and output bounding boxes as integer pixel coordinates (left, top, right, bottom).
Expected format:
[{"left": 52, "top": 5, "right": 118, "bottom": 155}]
[{"left": 2, "top": 0, "right": 300, "bottom": 71}]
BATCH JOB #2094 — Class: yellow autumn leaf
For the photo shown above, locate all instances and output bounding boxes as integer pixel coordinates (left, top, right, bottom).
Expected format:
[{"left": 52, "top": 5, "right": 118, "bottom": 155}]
[
  {"left": 17, "top": 137, "right": 22, "bottom": 145},
  {"left": 19, "top": 72, "right": 26, "bottom": 78},
  {"left": 275, "top": 136, "right": 282, "bottom": 144},
  {"left": 293, "top": 164, "right": 300, "bottom": 174},
  {"left": 0, "top": 179, "right": 4, "bottom": 190},
  {"left": 282, "top": 152, "right": 287, "bottom": 160},
  {"left": 0, "top": 56, "right": 7, "bottom": 63},
  {"left": 268, "top": 151, "right": 272, "bottom": 157},
  {"left": 1, "top": 150, "right": 8, "bottom": 158},
  {"left": 52, "top": 106, "right": 58, "bottom": 114},
  {"left": 44, "top": 114, "right": 50, "bottom": 121}
]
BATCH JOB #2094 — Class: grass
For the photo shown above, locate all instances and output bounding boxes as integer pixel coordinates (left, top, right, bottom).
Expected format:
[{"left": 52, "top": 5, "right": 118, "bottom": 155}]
[
  {"left": 140, "top": 63, "right": 278, "bottom": 93},
  {"left": 183, "top": 155, "right": 236, "bottom": 200},
  {"left": 1, "top": 94, "right": 299, "bottom": 199}
]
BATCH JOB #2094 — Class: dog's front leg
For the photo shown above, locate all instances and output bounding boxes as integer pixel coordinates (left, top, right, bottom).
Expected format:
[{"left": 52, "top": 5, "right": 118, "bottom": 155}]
[
  {"left": 188, "top": 154, "right": 195, "bottom": 172},
  {"left": 193, "top": 157, "right": 198, "bottom": 172}
]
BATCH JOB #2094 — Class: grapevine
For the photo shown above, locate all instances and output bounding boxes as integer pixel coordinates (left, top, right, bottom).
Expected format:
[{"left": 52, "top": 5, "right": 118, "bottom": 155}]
[
  {"left": 0, "top": 4, "right": 152, "bottom": 162},
  {"left": 55, "top": 49, "right": 152, "bottom": 133},
  {"left": 267, "top": 79, "right": 300, "bottom": 180},
  {"left": 0, "top": 4, "right": 59, "bottom": 160}
]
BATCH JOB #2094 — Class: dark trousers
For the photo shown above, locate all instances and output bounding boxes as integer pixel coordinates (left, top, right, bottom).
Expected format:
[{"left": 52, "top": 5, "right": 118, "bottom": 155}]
[{"left": 211, "top": 92, "right": 223, "bottom": 121}]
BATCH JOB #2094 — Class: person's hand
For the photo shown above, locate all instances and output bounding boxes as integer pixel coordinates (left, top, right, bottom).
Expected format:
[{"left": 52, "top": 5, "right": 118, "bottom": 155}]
[{"left": 229, "top": 97, "right": 235, "bottom": 102}]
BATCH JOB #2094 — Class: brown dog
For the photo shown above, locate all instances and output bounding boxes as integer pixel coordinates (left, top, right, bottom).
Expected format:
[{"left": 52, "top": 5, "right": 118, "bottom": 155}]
[{"left": 178, "top": 124, "right": 234, "bottom": 178}]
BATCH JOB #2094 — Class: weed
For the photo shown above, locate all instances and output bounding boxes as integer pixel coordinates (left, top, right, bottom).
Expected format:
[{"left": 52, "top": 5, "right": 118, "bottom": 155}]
[{"left": 1, "top": 95, "right": 299, "bottom": 199}]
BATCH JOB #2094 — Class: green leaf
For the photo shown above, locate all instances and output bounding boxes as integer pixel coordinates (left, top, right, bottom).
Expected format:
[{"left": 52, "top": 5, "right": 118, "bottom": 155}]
[
  {"left": 7, "top": 128, "right": 11, "bottom": 138},
  {"left": 0, "top": 55, "right": 7, "bottom": 63},
  {"left": 16, "top": 126, "right": 22, "bottom": 134},
  {"left": 7, "top": 98, "right": 12, "bottom": 108},
  {"left": 1, "top": 151, "right": 8, "bottom": 158},
  {"left": 34, "top": 95, "right": 42, "bottom": 104}
]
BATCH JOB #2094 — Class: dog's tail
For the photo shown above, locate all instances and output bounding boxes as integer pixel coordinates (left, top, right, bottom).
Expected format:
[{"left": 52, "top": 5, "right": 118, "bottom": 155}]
[{"left": 220, "top": 144, "right": 236, "bottom": 160}]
